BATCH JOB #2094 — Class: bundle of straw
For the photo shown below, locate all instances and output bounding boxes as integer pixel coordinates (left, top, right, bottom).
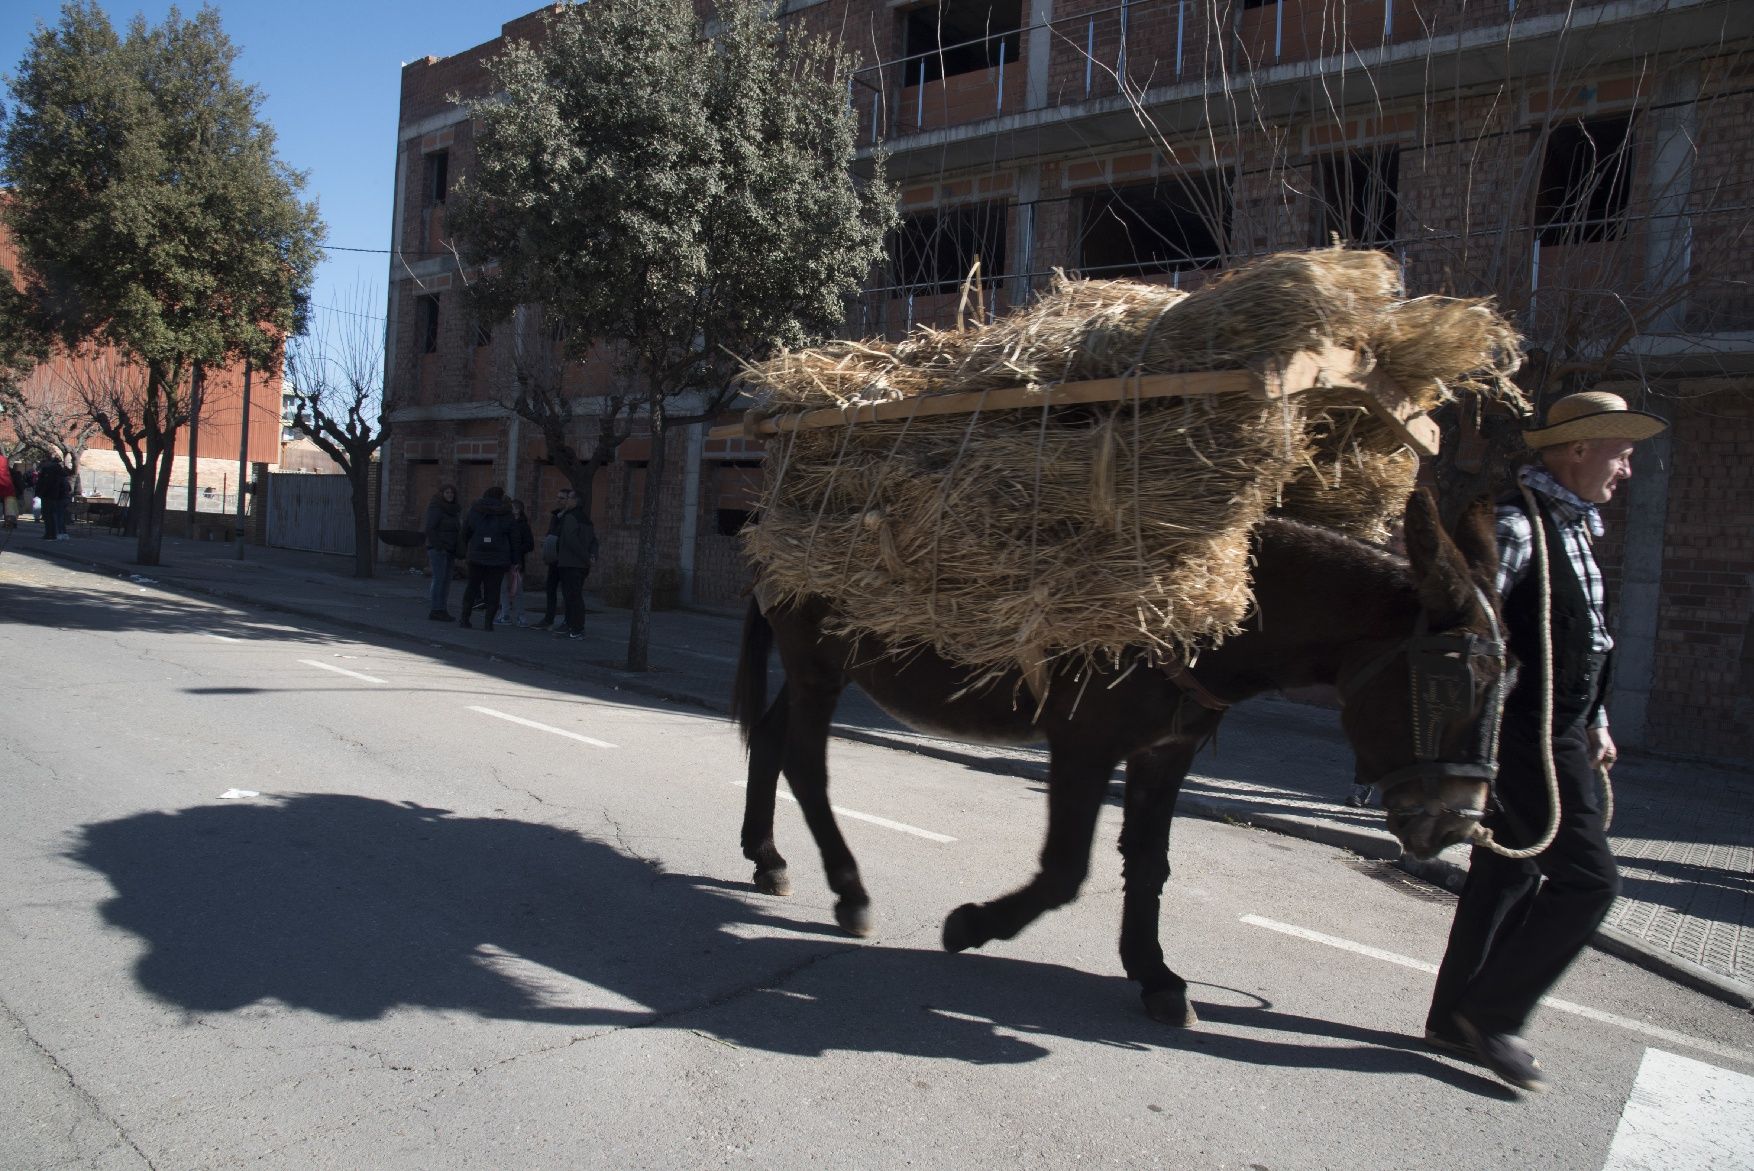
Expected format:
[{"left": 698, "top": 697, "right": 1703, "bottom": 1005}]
[{"left": 741, "top": 248, "right": 1520, "bottom": 690}]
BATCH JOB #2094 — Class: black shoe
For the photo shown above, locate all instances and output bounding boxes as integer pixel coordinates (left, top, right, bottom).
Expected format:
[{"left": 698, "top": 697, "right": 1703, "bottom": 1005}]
[
  {"left": 428, "top": 610, "right": 453, "bottom": 621},
  {"left": 458, "top": 615, "right": 472, "bottom": 629},
  {"left": 533, "top": 619, "right": 553, "bottom": 630},
  {"left": 1453, "top": 1013, "right": 1546, "bottom": 1092},
  {"left": 483, "top": 620, "right": 494, "bottom": 632},
  {"left": 1422, "top": 1023, "right": 1476, "bottom": 1061}
]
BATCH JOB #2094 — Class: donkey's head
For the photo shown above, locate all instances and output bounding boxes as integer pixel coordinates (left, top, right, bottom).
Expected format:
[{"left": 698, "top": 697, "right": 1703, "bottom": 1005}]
[{"left": 1340, "top": 491, "right": 1508, "bottom": 860}]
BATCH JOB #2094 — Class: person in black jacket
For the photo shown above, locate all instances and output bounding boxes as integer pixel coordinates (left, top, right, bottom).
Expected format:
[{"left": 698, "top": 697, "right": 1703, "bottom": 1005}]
[
  {"left": 498, "top": 498, "right": 536, "bottom": 625},
  {"left": 533, "top": 486, "right": 574, "bottom": 629},
  {"left": 553, "top": 493, "right": 600, "bottom": 640},
  {"left": 422, "top": 485, "right": 462, "bottom": 620},
  {"left": 36, "top": 457, "right": 68, "bottom": 540},
  {"left": 458, "top": 486, "right": 515, "bottom": 631},
  {"left": 1424, "top": 392, "right": 1666, "bottom": 1093}
]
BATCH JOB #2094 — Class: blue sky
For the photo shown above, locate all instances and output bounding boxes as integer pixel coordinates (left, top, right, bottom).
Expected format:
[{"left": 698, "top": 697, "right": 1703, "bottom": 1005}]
[{"left": 1, "top": 1, "right": 540, "bottom": 350}]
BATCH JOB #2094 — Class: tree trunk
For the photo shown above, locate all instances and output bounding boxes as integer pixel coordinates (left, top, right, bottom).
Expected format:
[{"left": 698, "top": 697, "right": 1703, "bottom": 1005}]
[
  {"left": 135, "top": 434, "right": 176, "bottom": 566},
  {"left": 349, "top": 461, "right": 375, "bottom": 579},
  {"left": 625, "top": 405, "right": 669, "bottom": 672},
  {"left": 123, "top": 466, "right": 146, "bottom": 537}
]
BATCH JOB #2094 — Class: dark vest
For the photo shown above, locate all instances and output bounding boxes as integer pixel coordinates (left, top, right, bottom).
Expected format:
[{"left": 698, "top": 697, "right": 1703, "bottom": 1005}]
[{"left": 1500, "top": 491, "right": 1609, "bottom": 735}]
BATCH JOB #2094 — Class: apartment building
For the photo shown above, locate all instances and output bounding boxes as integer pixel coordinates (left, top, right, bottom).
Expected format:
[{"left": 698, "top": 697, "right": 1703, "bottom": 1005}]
[{"left": 382, "top": 0, "right": 1751, "bottom": 760}]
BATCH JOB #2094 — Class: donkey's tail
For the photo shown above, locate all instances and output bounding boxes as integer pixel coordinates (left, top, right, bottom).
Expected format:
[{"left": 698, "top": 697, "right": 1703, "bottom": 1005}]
[{"left": 731, "top": 598, "right": 772, "bottom": 749}]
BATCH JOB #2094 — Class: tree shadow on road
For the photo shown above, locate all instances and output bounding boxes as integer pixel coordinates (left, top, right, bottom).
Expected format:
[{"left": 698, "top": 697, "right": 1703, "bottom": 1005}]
[
  {"left": 67, "top": 794, "right": 1491, "bottom": 1088},
  {"left": 0, "top": 581, "right": 331, "bottom": 643}
]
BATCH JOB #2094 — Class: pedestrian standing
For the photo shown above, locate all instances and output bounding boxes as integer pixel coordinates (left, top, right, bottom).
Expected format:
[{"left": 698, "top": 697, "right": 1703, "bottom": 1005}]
[
  {"left": 422, "top": 485, "right": 462, "bottom": 620},
  {"left": 1424, "top": 391, "right": 1667, "bottom": 1093},
  {"left": 458, "top": 486, "right": 515, "bottom": 631},
  {"left": 533, "top": 487, "right": 574, "bottom": 629},
  {"left": 499, "top": 498, "right": 535, "bottom": 625},
  {"left": 0, "top": 450, "right": 17, "bottom": 530},
  {"left": 35, "top": 457, "right": 68, "bottom": 540},
  {"left": 554, "top": 491, "right": 599, "bottom": 641}
]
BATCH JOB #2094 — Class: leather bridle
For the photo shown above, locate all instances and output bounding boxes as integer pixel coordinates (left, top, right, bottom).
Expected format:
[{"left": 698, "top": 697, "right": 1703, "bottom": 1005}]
[{"left": 1336, "top": 585, "right": 1510, "bottom": 822}]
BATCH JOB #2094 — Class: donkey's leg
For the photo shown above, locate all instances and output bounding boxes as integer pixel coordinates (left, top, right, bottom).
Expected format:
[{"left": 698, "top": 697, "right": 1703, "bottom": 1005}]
[
  {"left": 942, "top": 745, "right": 1117, "bottom": 952},
  {"left": 1119, "top": 741, "right": 1199, "bottom": 1026},
  {"left": 781, "top": 677, "right": 873, "bottom": 936},
  {"left": 740, "top": 682, "right": 792, "bottom": 896}
]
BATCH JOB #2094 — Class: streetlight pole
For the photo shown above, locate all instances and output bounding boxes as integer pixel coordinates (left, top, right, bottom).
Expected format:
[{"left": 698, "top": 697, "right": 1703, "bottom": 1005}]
[{"left": 234, "top": 356, "right": 251, "bottom": 560}]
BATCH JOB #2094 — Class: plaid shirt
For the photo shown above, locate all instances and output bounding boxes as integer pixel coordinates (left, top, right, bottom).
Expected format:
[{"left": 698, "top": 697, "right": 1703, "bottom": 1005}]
[{"left": 1496, "top": 463, "right": 1613, "bottom": 656}]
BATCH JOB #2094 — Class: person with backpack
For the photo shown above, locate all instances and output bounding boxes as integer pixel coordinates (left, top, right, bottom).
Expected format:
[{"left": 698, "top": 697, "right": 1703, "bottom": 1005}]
[{"left": 458, "top": 486, "right": 515, "bottom": 631}]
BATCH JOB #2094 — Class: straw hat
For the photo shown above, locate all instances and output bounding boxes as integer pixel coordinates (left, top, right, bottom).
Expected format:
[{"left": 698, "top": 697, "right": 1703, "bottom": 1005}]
[{"left": 1524, "top": 391, "right": 1667, "bottom": 449}]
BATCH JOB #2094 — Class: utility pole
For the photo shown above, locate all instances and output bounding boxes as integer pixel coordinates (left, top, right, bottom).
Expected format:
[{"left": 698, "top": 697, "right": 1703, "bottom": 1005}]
[{"left": 234, "top": 356, "right": 251, "bottom": 560}]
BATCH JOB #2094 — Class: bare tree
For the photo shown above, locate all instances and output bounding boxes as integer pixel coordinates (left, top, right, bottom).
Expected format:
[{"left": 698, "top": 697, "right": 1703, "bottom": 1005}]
[
  {"left": 61, "top": 348, "right": 154, "bottom": 536},
  {"left": 286, "top": 289, "right": 391, "bottom": 578}
]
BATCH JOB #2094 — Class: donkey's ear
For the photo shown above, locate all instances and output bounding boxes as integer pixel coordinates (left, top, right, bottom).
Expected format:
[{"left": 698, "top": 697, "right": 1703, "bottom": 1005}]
[
  {"left": 1404, "top": 488, "right": 1475, "bottom": 626},
  {"left": 1448, "top": 495, "right": 1499, "bottom": 592}
]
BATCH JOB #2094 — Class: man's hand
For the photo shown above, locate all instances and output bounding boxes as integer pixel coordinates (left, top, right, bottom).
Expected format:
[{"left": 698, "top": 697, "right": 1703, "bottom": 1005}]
[{"left": 1588, "top": 725, "right": 1617, "bottom": 770}]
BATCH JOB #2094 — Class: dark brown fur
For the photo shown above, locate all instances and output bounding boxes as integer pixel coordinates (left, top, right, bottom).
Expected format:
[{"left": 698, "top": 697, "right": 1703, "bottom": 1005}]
[{"left": 732, "top": 492, "right": 1501, "bottom": 1024}]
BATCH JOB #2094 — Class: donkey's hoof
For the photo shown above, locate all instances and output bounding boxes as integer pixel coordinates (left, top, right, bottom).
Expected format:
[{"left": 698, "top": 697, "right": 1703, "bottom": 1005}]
[
  {"left": 753, "top": 867, "right": 792, "bottom": 897},
  {"left": 1142, "top": 988, "right": 1198, "bottom": 1027},
  {"left": 941, "top": 903, "right": 984, "bottom": 953},
  {"left": 835, "top": 901, "right": 875, "bottom": 937}
]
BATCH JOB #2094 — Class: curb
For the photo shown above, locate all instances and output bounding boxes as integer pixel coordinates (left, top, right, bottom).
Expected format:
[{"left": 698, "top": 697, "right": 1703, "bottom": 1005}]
[{"left": 22, "top": 540, "right": 1753, "bottom": 1011}]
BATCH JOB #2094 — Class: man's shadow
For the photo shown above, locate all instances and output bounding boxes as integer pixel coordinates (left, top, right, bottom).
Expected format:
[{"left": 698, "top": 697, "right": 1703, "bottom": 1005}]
[{"left": 69, "top": 794, "right": 1497, "bottom": 1085}]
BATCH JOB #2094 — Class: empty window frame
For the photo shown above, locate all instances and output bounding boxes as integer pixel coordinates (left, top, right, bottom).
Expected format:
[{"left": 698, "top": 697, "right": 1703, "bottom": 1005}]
[
  {"left": 1311, "top": 148, "right": 1400, "bottom": 247},
  {"left": 889, "top": 201, "right": 1009, "bottom": 296},
  {"left": 424, "top": 150, "right": 449, "bottom": 206},
  {"left": 1535, "top": 115, "right": 1635, "bottom": 245},
  {"left": 418, "top": 294, "right": 440, "bottom": 355},
  {"left": 901, "top": 0, "right": 1023, "bottom": 85},
  {"left": 1078, "top": 173, "right": 1232, "bottom": 277}
]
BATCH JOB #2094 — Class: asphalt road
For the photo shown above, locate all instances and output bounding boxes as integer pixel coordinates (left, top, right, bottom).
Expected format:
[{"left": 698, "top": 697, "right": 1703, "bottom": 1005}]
[{"left": 3, "top": 555, "right": 1752, "bottom": 1170}]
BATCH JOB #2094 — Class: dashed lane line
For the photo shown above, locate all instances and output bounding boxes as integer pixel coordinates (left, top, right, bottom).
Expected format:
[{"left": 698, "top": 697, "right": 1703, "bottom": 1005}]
[
  {"left": 730, "top": 780, "right": 956, "bottom": 844},
  {"left": 298, "top": 659, "right": 387, "bottom": 684},
  {"left": 468, "top": 705, "right": 617, "bottom": 749},
  {"left": 1240, "top": 913, "right": 1753, "bottom": 1065}
]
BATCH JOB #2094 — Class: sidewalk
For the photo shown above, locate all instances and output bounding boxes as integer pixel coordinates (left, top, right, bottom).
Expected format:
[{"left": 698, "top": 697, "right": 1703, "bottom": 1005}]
[{"left": 10, "top": 524, "right": 1752, "bottom": 1009}]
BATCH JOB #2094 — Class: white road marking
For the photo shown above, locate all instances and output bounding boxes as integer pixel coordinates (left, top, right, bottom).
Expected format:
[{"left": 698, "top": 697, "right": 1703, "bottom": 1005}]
[
  {"left": 202, "top": 632, "right": 240, "bottom": 642},
  {"left": 469, "top": 705, "right": 617, "bottom": 749},
  {"left": 1601, "top": 1049, "right": 1754, "bottom": 1171},
  {"left": 298, "top": 659, "right": 387, "bottom": 684},
  {"left": 730, "top": 780, "right": 955, "bottom": 843},
  {"left": 1240, "top": 914, "right": 1753, "bottom": 1065}
]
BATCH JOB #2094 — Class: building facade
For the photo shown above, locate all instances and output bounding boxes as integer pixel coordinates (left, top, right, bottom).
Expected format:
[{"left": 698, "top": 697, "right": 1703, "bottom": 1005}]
[{"left": 382, "top": 0, "right": 1752, "bottom": 761}]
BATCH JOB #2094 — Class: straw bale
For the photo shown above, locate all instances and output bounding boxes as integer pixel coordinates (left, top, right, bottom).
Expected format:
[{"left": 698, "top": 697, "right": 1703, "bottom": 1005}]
[{"left": 739, "top": 247, "right": 1521, "bottom": 691}]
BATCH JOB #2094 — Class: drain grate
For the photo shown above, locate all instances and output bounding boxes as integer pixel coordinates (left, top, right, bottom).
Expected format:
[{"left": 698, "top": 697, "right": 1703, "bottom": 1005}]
[{"left": 1347, "top": 859, "right": 1457, "bottom": 905}]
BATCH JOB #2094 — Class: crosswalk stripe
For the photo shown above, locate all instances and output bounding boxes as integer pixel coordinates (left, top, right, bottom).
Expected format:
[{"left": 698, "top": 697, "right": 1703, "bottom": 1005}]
[{"left": 1601, "top": 1048, "right": 1754, "bottom": 1170}]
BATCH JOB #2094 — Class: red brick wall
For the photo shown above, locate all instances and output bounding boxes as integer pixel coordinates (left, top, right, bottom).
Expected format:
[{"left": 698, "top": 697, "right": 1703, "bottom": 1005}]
[{"left": 1642, "top": 388, "right": 1754, "bottom": 762}]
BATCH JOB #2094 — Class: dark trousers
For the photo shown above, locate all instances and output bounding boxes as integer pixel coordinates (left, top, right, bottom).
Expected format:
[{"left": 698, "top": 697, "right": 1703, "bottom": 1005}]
[
  {"left": 1428, "top": 715, "right": 1619, "bottom": 1036},
  {"left": 560, "top": 566, "right": 589, "bottom": 634},
  {"left": 460, "top": 564, "right": 507, "bottom": 627},
  {"left": 42, "top": 500, "right": 62, "bottom": 539},
  {"left": 540, "top": 564, "right": 562, "bottom": 623}
]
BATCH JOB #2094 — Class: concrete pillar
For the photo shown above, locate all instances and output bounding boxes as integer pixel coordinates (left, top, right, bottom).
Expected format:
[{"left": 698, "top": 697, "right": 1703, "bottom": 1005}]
[
  {"left": 1610, "top": 65, "right": 1697, "bottom": 748},
  {"left": 1025, "top": 0, "right": 1053, "bottom": 112}
]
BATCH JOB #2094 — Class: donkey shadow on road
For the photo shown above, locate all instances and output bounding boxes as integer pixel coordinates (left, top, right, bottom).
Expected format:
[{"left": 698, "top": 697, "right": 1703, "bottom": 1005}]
[{"left": 69, "top": 793, "right": 1496, "bottom": 1089}]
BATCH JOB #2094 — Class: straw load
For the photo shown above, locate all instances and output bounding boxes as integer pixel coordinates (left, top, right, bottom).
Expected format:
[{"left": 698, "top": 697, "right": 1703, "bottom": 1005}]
[{"left": 740, "top": 248, "right": 1520, "bottom": 695}]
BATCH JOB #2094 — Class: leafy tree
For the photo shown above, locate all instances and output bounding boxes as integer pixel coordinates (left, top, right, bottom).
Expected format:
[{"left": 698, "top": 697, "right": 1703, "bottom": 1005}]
[
  {"left": 1, "top": 2, "right": 324, "bottom": 564},
  {"left": 285, "top": 286, "right": 391, "bottom": 579},
  {"left": 450, "top": 0, "right": 893, "bottom": 670}
]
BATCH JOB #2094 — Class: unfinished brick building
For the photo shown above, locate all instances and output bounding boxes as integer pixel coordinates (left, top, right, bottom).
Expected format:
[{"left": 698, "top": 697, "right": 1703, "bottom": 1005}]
[{"left": 382, "top": 0, "right": 1751, "bottom": 761}]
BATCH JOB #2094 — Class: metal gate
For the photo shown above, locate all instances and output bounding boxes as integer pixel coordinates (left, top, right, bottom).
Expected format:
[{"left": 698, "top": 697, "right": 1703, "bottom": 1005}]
[{"left": 266, "top": 472, "right": 356, "bottom": 556}]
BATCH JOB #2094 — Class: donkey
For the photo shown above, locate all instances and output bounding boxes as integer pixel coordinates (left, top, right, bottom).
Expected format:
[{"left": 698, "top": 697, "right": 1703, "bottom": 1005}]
[{"left": 731, "top": 490, "right": 1506, "bottom": 1024}]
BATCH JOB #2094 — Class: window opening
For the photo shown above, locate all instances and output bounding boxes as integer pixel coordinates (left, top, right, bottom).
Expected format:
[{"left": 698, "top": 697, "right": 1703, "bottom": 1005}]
[
  {"left": 889, "top": 201, "right": 1009, "bottom": 296},
  {"left": 1078, "top": 173, "right": 1231, "bottom": 277},
  {"left": 902, "top": 0, "right": 1022, "bottom": 84},
  {"left": 418, "top": 295, "right": 440, "bottom": 354},
  {"left": 1312, "top": 148, "right": 1400, "bottom": 247},
  {"left": 424, "top": 151, "right": 449, "bottom": 206},
  {"left": 1535, "top": 115, "right": 1634, "bottom": 245}
]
